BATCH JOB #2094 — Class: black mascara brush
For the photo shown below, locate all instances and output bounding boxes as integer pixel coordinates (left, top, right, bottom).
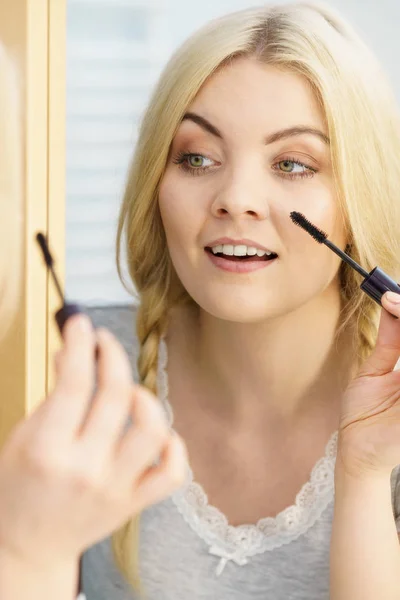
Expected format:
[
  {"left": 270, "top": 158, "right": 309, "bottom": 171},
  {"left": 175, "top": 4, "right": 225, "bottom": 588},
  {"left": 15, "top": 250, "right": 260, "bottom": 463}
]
[
  {"left": 289, "top": 211, "right": 400, "bottom": 318},
  {"left": 36, "top": 232, "right": 87, "bottom": 334}
]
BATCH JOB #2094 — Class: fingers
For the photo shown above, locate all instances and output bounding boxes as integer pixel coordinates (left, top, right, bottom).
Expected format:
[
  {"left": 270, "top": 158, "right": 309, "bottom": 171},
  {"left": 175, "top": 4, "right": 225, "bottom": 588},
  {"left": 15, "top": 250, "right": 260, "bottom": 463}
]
[
  {"left": 77, "top": 328, "right": 134, "bottom": 451},
  {"left": 38, "top": 316, "right": 187, "bottom": 519},
  {"left": 44, "top": 315, "right": 97, "bottom": 436},
  {"left": 133, "top": 432, "right": 188, "bottom": 510},
  {"left": 114, "top": 387, "right": 170, "bottom": 481},
  {"left": 359, "top": 292, "right": 400, "bottom": 377},
  {"left": 57, "top": 315, "right": 96, "bottom": 395}
]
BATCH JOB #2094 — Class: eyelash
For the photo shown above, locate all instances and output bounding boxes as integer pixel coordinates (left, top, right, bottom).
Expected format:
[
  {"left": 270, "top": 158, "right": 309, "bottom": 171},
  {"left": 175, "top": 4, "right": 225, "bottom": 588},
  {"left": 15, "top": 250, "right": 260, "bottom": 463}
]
[
  {"left": 172, "top": 152, "right": 214, "bottom": 177},
  {"left": 171, "top": 151, "right": 318, "bottom": 180}
]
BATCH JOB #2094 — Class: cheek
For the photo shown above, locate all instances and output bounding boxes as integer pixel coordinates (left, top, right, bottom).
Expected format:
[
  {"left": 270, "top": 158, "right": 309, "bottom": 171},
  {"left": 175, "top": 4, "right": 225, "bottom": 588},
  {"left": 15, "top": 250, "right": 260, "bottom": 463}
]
[
  {"left": 310, "top": 190, "right": 346, "bottom": 250},
  {"left": 289, "top": 177, "right": 343, "bottom": 245},
  {"left": 158, "top": 173, "right": 203, "bottom": 253},
  {"left": 283, "top": 183, "right": 345, "bottom": 274}
]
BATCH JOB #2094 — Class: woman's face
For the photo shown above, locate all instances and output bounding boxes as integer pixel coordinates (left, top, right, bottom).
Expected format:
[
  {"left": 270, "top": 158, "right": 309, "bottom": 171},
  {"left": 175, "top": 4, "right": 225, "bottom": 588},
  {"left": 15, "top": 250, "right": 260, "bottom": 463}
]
[{"left": 158, "top": 58, "right": 347, "bottom": 322}]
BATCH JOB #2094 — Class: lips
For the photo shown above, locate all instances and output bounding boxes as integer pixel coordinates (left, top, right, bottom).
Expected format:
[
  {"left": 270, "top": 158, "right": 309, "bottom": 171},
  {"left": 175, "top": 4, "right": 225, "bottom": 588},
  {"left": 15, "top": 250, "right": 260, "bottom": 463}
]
[
  {"left": 204, "top": 248, "right": 276, "bottom": 262},
  {"left": 204, "top": 248, "right": 278, "bottom": 274}
]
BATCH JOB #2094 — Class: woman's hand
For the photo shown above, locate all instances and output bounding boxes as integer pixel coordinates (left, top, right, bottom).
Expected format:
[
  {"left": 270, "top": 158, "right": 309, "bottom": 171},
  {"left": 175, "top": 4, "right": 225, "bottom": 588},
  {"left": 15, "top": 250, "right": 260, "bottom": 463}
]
[
  {"left": 337, "top": 291, "right": 400, "bottom": 480},
  {"left": 0, "top": 314, "right": 187, "bottom": 569}
]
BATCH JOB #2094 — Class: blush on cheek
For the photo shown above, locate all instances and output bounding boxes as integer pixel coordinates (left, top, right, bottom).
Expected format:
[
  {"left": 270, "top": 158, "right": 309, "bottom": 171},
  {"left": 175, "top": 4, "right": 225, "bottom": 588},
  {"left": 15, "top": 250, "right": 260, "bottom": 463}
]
[
  {"left": 159, "top": 174, "right": 188, "bottom": 216},
  {"left": 159, "top": 174, "right": 206, "bottom": 235}
]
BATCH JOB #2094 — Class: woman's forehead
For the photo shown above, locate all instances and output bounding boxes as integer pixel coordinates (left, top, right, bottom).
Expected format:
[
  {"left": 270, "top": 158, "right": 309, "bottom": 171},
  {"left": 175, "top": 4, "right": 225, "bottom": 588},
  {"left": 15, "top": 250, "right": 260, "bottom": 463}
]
[
  {"left": 168, "top": 77, "right": 330, "bottom": 173},
  {"left": 182, "top": 59, "right": 327, "bottom": 139}
]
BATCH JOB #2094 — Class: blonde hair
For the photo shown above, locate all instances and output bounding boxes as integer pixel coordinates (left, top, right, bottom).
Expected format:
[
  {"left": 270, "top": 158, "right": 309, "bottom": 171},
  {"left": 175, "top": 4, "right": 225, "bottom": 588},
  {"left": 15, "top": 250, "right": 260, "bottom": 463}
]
[
  {"left": 0, "top": 44, "right": 22, "bottom": 340},
  {"left": 113, "top": 1, "right": 400, "bottom": 591}
]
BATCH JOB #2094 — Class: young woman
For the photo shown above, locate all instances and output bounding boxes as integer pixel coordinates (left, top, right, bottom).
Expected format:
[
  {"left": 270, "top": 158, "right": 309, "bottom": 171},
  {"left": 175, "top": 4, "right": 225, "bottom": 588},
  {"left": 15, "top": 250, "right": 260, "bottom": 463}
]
[
  {"left": 82, "top": 2, "right": 400, "bottom": 599},
  {"left": 0, "top": 44, "right": 187, "bottom": 600}
]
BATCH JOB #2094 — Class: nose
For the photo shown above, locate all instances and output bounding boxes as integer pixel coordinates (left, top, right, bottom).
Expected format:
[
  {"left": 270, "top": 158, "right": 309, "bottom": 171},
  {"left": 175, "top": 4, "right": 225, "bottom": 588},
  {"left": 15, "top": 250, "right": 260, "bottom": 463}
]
[{"left": 210, "top": 166, "right": 270, "bottom": 221}]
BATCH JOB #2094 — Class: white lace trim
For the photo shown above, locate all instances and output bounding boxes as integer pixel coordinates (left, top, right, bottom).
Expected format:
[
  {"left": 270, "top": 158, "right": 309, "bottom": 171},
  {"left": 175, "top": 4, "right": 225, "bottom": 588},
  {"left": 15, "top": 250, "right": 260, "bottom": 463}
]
[{"left": 156, "top": 336, "right": 338, "bottom": 576}]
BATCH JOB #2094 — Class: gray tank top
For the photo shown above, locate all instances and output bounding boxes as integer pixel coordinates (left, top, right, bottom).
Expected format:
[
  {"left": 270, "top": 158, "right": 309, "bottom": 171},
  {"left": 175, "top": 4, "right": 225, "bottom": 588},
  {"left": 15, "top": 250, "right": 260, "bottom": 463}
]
[{"left": 82, "top": 306, "right": 400, "bottom": 600}]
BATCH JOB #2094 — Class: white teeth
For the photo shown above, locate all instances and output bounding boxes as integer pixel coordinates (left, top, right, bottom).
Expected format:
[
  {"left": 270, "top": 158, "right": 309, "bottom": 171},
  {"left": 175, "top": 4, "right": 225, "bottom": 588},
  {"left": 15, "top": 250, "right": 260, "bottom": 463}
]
[
  {"left": 223, "top": 244, "right": 234, "bottom": 256},
  {"left": 210, "top": 244, "right": 275, "bottom": 257},
  {"left": 233, "top": 245, "right": 247, "bottom": 256}
]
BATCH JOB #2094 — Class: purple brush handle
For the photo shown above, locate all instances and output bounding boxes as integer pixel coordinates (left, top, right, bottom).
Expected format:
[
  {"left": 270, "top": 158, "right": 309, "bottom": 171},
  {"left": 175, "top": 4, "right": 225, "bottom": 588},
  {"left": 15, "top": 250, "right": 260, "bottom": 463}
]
[
  {"left": 360, "top": 267, "right": 400, "bottom": 319},
  {"left": 55, "top": 303, "right": 86, "bottom": 334}
]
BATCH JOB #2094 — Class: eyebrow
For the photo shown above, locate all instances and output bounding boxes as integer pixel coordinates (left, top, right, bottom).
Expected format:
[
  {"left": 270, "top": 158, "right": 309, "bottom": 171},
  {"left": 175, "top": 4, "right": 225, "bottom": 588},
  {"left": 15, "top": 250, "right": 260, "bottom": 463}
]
[
  {"left": 181, "top": 112, "right": 330, "bottom": 145},
  {"left": 266, "top": 126, "right": 330, "bottom": 145},
  {"left": 182, "top": 112, "right": 223, "bottom": 139}
]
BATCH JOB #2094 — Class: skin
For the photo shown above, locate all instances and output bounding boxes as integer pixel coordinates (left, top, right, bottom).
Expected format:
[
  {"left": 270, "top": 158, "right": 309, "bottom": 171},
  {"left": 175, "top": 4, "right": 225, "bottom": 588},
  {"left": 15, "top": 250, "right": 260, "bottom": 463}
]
[
  {"left": 0, "top": 317, "right": 188, "bottom": 600},
  {"left": 158, "top": 57, "right": 358, "bottom": 434}
]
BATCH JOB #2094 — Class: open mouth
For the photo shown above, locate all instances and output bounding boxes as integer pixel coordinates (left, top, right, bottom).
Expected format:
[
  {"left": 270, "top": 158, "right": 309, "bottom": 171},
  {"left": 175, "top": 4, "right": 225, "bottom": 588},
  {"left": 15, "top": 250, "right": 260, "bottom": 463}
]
[{"left": 205, "top": 247, "right": 278, "bottom": 262}]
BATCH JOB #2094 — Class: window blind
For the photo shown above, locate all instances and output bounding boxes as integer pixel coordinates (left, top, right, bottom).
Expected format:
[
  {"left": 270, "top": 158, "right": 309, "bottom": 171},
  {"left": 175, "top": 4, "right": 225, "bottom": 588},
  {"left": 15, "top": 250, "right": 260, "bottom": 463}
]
[{"left": 66, "top": 0, "right": 170, "bottom": 306}]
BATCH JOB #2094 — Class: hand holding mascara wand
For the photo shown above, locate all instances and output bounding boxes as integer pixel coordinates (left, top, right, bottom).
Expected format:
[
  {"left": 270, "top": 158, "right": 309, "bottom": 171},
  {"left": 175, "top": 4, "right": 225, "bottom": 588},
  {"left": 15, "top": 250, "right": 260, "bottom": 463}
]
[
  {"left": 288, "top": 219, "right": 400, "bottom": 600},
  {"left": 33, "top": 232, "right": 187, "bottom": 600},
  {"left": 36, "top": 232, "right": 89, "bottom": 599},
  {"left": 290, "top": 211, "right": 400, "bottom": 319}
]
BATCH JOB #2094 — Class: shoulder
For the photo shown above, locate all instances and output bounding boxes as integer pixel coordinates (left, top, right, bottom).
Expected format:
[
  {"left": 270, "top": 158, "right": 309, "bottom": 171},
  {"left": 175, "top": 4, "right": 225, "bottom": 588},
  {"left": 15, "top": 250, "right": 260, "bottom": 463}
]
[
  {"left": 82, "top": 536, "right": 136, "bottom": 599},
  {"left": 86, "top": 303, "right": 140, "bottom": 369},
  {"left": 85, "top": 300, "right": 197, "bottom": 375}
]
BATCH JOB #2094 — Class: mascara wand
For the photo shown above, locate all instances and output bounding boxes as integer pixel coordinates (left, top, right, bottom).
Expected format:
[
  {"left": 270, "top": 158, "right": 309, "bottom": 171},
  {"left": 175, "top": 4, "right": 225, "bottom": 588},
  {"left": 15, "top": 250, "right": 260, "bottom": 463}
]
[
  {"left": 290, "top": 211, "right": 400, "bottom": 318},
  {"left": 36, "top": 233, "right": 86, "bottom": 334}
]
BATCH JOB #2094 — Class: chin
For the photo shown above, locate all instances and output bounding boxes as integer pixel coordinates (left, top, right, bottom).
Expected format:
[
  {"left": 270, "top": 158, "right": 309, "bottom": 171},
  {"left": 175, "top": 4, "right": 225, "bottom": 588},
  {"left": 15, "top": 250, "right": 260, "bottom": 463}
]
[{"left": 188, "top": 286, "right": 286, "bottom": 324}]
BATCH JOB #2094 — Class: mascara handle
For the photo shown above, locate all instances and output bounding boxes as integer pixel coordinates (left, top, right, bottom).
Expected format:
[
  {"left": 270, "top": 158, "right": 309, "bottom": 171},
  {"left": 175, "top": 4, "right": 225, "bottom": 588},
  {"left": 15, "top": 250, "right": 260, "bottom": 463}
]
[
  {"left": 360, "top": 266, "right": 400, "bottom": 319},
  {"left": 55, "top": 303, "right": 87, "bottom": 335}
]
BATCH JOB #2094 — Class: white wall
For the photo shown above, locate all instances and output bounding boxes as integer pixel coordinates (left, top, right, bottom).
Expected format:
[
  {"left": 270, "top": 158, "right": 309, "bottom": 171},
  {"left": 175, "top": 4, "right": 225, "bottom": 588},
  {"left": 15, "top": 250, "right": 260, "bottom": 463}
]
[{"left": 65, "top": 0, "right": 400, "bottom": 306}]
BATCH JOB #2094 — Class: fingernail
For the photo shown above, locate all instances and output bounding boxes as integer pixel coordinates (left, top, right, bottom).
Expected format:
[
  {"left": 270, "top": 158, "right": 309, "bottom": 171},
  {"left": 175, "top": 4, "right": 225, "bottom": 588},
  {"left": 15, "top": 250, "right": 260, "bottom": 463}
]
[
  {"left": 385, "top": 291, "right": 400, "bottom": 304},
  {"left": 73, "top": 314, "right": 93, "bottom": 332}
]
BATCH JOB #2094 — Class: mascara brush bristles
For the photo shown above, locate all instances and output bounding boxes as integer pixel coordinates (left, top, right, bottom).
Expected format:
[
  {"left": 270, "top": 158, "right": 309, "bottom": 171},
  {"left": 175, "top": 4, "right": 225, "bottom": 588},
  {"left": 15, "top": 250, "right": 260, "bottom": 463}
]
[
  {"left": 36, "top": 233, "right": 54, "bottom": 267},
  {"left": 290, "top": 211, "right": 328, "bottom": 244},
  {"left": 36, "top": 232, "right": 65, "bottom": 304},
  {"left": 289, "top": 211, "right": 369, "bottom": 279}
]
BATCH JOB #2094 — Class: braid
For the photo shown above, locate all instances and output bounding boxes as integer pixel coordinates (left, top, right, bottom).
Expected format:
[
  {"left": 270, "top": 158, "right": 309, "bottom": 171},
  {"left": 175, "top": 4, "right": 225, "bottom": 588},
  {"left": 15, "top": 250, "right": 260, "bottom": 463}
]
[
  {"left": 136, "top": 291, "right": 168, "bottom": 395},
  {"left": 111, "top": 284, "right": 169, "bottom": 596}
]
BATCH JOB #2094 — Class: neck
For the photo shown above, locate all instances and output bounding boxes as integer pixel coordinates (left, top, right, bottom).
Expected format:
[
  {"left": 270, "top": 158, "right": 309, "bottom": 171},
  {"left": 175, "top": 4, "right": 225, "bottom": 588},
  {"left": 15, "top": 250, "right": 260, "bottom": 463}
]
[{"left": 186, "top": 287, "right": 358, "bottom": 428}]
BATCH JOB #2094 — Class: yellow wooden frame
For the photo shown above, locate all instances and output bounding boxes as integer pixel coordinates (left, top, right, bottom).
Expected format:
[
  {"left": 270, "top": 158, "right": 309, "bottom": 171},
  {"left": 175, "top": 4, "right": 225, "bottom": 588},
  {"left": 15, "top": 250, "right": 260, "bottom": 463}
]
[{"left": 0, "top": 0, "right": 66, "bottom": 448}]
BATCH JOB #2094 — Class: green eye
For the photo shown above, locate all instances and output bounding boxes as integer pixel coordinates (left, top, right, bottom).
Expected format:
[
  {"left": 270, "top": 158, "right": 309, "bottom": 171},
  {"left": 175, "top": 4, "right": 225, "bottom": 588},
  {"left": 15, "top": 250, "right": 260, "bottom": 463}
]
[
  {"left": 189, "top": 155, "right": 204, "bottom": 167},
  {"left": 172, "top": 151, "right": 216, "bottom": 176},
  {"left": 279, "top": 160, "right": 295, "bottom": 172},
  {"left": 272, "top": 157, "right": 316, "bottom": 180}
]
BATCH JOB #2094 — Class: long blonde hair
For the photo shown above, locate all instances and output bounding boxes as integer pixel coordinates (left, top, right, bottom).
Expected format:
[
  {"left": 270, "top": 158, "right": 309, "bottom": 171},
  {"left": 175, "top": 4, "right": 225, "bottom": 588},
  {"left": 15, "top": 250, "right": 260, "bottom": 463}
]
[
  {"left": 0, "top": 44, "right": 22, "bottom": 341},
  {"left": 113, "top": 1, "right": 400, "bottom": 591}
]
